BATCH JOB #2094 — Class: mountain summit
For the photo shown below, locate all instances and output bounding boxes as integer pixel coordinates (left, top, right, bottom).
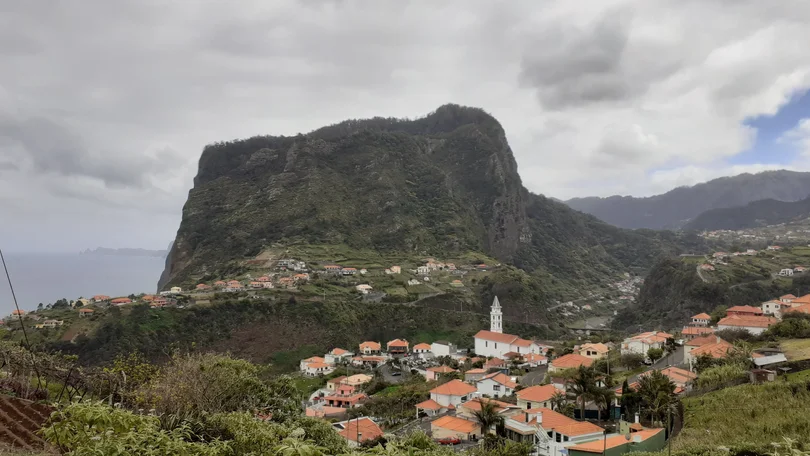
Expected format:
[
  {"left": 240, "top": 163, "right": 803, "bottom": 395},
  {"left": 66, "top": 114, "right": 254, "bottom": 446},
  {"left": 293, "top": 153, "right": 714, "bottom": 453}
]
[{"left": 159, "top": 104, "right": 699, "bottom": 292}]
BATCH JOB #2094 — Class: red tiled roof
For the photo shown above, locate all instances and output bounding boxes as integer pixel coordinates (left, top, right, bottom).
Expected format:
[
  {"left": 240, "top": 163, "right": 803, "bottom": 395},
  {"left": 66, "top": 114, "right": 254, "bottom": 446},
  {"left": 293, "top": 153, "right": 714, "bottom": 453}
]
[
  {"left": 681, "top": 326, "right": 714, "bottom": 336},
  {"left": 413, "top": 343, "right": 432, "bottom": 350},
  {"left": 686, "top": 334, "right": 722, "bottom": 347},
  {"left": 692, "top": 313, "right": 711, "bottom": 320},
  {"left": 432, "top": 415, "right": 479, "bottom": 433},
  {"left": 338, "top": 418, "right": 383, "bottom": 443},
  {"left": 416, "top": 399, "right": 443, "bottom": 410},
  {"left": 726, "top": 305, "right": 763, "bottom": 315},
  {"left": 516, "top": 408, "right": 603, "bottom": 437},
  {"left": 428, "top": 365, "right": 458, "bottom": 374},
  {"left": 459, "top": 398, "right": 515, "bottom": 413},
  {"left": 430, "top": 379, "right": 477, "bottom": 396},
  {"left": 785, "top": 304, "right": 810, "bottom": 315},
  {"left": 474, "top": 330, "right": 520, "bottom": 344},
  {"left": 641, "top": 367, "right": 696, "bottom": 385},
  {"left": 387, "top": 339, "right": 409, "bottom": 347},
  {"left": 465, "top": 368, "right": 487, "bottom": 374},
  {"left": 517, "top": 384, "right": 563, "bottom": 403},
  {"left": 781, "top": 294, "right": 797, "bottom": 300},
  {"left": 691, "top": 340, "right": 733, "bottom": 359},
  {"left": 79, "top": 308, "right": 94, "bottom": 313},
  {"left": 481, "top": 372, "right": 517, "bottom": 388},
  {"left": 359, "top": 341, "right": 381, "bottom": 350},
  {"left": 629, "top": 331, "right": 673, "bottom": 344},
  {"left": 718, "top": 315, "right": 776, "bottom": 329},
  {"left": 551, "top": 354, "right": 594, "bottom": 369}
]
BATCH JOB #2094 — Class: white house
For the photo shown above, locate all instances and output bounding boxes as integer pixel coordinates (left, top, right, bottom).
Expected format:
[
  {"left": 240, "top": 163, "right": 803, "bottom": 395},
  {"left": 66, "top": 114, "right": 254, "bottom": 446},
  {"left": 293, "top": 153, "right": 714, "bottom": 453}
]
[
  {"left": 413, "top": 343, "right": 432, "bottom": 355},
  {"left": 502, "top": 408, "right": 604, "bottom": 456},
  {"left": 717, "top": 315, "right": 777, "bottom": 335},
  {"left": 431, "top": 341, "right": 455, "bottom": 357},
  {"left": 474, "top": 297, "right": 540, "bottom": 358},
  {"left": 621, "top": 331, "right": 673, "bottom": 356},
  {"left": 170, "top": 286, "right": 182, "bottom": 294},
  {"left": 779, "top": 269, "right": 794, "bottom": 277},
  {"left": 325, "top": 348, "right": 353, "bottom": 365},
  {"left": 691, "top": 313, "right": 710, "bottom": 326},
  {"left": 476, "top": 372, "right": 517, "bottom": 399},
  {"left": 300, "top": 357, "right": 335, "bottom": 376},
  {"left": 355, "top": 284, "right": 373, "bottom": 294},
  {"left": 761, "top": 300, "right": 790, "bottom": 318},
  {"left": 416, "top": 380, "right": 477, "bottom": 416},
  {"left": 416, "top": 265, "right": 430, "bottom": 275}
]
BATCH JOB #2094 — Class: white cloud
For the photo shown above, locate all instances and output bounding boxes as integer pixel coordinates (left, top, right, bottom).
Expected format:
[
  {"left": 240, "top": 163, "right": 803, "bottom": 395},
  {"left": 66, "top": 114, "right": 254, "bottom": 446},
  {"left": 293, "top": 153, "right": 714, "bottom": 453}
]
[
  {"left": 780, "top": 118, "right": 810, "bottom": 157},
  {"left": 2, "top": 0, "right": 810, "bottom": 249}
]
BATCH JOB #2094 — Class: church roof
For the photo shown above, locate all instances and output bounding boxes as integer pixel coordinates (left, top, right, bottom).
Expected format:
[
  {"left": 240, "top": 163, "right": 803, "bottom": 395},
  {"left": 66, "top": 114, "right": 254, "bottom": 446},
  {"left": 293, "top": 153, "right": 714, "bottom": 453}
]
[
  {"left": 475, "top": 330, "right": 522, "bottom": 344},
  {"left": 492, "top": 296, "right": 501, "bottom": 309}
]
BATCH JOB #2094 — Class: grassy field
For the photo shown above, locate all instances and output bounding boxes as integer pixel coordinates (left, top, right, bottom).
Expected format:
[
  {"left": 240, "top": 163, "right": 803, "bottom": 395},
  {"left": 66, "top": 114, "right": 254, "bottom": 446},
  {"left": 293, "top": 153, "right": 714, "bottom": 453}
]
[
  {"left": 674, "top": 379, "right": 810, "bottom": 450},
  {"left": 780, "top": 339, "right": 810, "bottom": 361}
]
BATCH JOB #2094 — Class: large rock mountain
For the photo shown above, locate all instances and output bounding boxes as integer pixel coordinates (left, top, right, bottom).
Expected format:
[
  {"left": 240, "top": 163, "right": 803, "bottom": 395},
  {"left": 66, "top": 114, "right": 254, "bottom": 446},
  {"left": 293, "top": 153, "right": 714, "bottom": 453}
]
[
  {"left": 684, "top": 195, "right": 810, "bottom": 231},
  {"left": 565, "top": 171, "right": 810, "bottom": 230},
  {"left": 160, "top": 104, "right": 701, "bottom": 291}
]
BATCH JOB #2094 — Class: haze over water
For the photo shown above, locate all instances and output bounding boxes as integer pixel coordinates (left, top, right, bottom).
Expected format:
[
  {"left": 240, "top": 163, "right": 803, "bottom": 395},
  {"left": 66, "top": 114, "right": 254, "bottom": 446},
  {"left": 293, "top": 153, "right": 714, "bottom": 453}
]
[{"left": 0, "top": 253, "right": 165, "bottom": 316}]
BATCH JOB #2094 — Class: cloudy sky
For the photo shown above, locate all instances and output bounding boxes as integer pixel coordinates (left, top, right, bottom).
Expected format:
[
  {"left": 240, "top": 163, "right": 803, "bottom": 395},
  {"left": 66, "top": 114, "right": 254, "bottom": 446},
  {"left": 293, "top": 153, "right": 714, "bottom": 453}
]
[{"left": 2, "top": 0, "right": 810, "bottom": 252}]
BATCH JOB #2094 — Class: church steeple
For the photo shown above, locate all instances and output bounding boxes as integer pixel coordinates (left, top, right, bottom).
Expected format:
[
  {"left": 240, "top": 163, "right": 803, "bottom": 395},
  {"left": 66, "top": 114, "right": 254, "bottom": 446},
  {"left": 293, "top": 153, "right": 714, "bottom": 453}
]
[{"left": 490, "top": 296, "right": 503, "bottom": 333}]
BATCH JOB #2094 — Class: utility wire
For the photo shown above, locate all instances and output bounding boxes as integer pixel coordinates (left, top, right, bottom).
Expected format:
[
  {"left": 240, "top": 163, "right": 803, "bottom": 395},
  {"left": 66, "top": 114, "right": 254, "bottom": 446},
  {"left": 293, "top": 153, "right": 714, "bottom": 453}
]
[{"left": 0, "top": 248, "right": 43, "bottom": 391}]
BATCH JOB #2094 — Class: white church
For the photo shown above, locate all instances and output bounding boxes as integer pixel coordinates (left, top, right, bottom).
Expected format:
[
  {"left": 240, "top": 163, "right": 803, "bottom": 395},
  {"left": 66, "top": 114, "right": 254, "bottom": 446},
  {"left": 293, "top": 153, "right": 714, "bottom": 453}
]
[{"left": 474, "top": 296, "right": 541, "bottom": 358}]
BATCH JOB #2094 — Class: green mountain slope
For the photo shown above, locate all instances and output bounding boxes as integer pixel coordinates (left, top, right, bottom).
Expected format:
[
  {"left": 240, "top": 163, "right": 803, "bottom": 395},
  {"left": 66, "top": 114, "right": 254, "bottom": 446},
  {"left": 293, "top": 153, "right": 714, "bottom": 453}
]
[
  {"left": 160, "top": 104, "right": 704, "bottom": 294},
  {"left": 566, "top": 170, "right": 810, "bottom": 229},
  {"left": 684, "top": 195, "right": 810, "bottom": 231}
]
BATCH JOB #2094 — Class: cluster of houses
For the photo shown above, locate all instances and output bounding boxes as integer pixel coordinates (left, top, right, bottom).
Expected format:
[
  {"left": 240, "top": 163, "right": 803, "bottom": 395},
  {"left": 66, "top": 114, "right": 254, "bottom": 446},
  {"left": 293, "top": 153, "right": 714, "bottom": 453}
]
[
  {"left": 297, "top": 297, "right": 668, "bottom": 454},
  {"left": 701, "top": 247, "right": 806, "bottom": 277}
]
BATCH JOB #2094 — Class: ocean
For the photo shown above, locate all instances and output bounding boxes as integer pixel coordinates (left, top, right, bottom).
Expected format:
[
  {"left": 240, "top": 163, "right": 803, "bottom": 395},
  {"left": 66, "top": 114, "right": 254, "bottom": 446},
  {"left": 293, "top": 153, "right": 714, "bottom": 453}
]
[{"left": 0, "top": 253, "right": 166, "bottom": 315}]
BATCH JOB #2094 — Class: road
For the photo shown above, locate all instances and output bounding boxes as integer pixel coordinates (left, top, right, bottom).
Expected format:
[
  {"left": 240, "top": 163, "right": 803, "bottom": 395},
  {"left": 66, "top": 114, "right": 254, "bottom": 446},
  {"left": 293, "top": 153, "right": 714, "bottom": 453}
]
[
  {"left": 520, "top": 366, "right": 548, "bottom": 386},
  {"left": 379, "top": 363, "right": 409, "bottom": 384},
  {"left": 627, "top": 346, "right": 686, "bottom": 384},
  {"left": 696, "top": 264, "right": 709, "bottom": 283}
]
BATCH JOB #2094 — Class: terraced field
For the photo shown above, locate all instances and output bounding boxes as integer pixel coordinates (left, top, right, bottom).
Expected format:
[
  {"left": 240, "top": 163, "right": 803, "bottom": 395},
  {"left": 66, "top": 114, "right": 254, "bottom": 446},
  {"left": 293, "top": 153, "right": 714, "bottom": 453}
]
[{"left": 0, "top": 396, "right": 53, "bottom": 451}]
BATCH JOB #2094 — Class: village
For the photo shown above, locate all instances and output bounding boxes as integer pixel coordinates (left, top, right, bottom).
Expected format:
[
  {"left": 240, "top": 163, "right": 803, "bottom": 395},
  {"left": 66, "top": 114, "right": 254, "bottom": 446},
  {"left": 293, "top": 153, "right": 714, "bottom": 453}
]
[{"left": 288, "top": 283, "right": 810, "bottom": 453}]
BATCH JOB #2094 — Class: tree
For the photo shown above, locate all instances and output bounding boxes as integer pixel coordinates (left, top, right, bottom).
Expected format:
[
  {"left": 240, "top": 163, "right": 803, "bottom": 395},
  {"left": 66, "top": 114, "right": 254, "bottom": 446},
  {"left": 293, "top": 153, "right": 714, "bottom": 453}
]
[
  {"left": 664, "top": 337, "right": 677, "bottom": 355},
  {"left": 37, "top": 303, "right": 43, "bottom": 311},
  {"left": 591, "top": 387, "right": 615, "bottom": 422},
  {"left": 274, "top": 438, "right": 327, "bottom": 456},
  {"left": 619, "top": 379, "right": 641, "bottom": 420},
  {"left": 619, "top": 353, "right": 645, "bottom": 370},
  {"left": 647, "top": 347, "right": 664, "bottom": 363},
  {"left": 472, "top": 401, "right": 505, "bottom": 442},
  {"left": 550, "top": 391, "right": 567, "bottom": 412},
  {"left": 637, "top": 370, "right": 676, "bottom": 425},
  {"left": 568, "top": 366, "right": 598, "bottom": 420}
]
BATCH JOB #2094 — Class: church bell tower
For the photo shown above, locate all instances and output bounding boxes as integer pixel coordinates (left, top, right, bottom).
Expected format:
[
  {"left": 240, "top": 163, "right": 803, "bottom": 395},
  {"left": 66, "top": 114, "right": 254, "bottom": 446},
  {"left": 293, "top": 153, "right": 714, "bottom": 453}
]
[{"left": 490, "top": 296, "right": 503, "bottom": 333}]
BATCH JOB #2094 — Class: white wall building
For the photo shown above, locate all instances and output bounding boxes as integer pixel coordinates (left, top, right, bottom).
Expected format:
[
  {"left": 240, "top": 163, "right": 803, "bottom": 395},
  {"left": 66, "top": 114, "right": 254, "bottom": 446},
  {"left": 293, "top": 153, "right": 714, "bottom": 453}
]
[
  {"left": 474, "top": 297, "right": 540, "bottom": 358},
  {"left": 476, "top": 373, "right": 517, "bottom": 399},
  {"left": 431, "top": 341, "right": 455, "bottom": 357}
]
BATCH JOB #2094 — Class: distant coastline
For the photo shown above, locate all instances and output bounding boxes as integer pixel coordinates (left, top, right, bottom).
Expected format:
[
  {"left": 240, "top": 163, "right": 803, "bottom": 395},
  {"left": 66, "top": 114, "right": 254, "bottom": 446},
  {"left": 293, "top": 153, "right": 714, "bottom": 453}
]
[{"left": 80, "top": 247, "right": 169, "bottom": 258}]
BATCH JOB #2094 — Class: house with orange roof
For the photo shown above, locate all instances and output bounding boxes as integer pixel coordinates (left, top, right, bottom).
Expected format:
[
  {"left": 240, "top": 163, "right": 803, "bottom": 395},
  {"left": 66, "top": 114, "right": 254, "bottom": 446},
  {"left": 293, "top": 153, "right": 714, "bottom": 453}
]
[
  {"left": 416, "top": 379, "right": 477, "bottom": 415},
  {"left": 780, "top": 294, "right": 797, "bottom": 303},
  {"left": 386, "top": 339, "right": 409, "bottom": 355},
  {"left": 277, "top": 277, "right": 294, "bottom": 288},
  {"left": 577, "top": 343, "right": 609, "bottom": 359},
  {"left": 761, "top": 299, "right": 792, "bottom": 318},
  {"left": 640, "top": 367, "right": 696, "bottom": 393},
  {"left": 457, "top": 398, "right": 520, "bottom": 422},
  {"left": 568, "top": 428, "right": 665, "bottom": 456},
  {"left": 516, "top": 384, "right": 565, "bottom": 410},
  {"left": 681, "top": 326, "right": 714, "bottom": 339},
  {"left": 359, "top": 341, "right": 381, "bottom": 355},
  {"left": 213, "top": 281, "right": 226, "bottom": 288},
  {"left": 342, "top": 267, "right": 358, "bottom": 276},
  {"left": 323, "top": 388, "right": 368, "bottom": 409},
  {"left": 195, "top": 283, "right": 211, "bottom": 291},
  {"left": 785, "top": 303, "right": 810, "bottom": 316},
  {"left": 78, "top": 308, "right": 94, "bottom": 317},
  {"left": 484, "top": 357, "right": 507, "bottom": 370},
  {"left": 474, "top": 297, "right": 541, "bottom": 358},
  {"left": 464, "top": 368, "right": 488, "bottom": 382},
  {"left": 425, "top": 365, "right": 458, "bottom": 381},
  {"left": 305, "top": 404, "right": 348, "bottom": 419},
  {"left": 717, "top": 314, "right": 777, "bottom": 335},
  {"left": 549, "top": 354, "right": 595, "bottom": 373},
  {"left": 92, "top": 295, "right": 111, "bottom": 302},
  {"left": 476, "top": 372, "right": 518, "bottom": 398},
  {"left": 333, "top": 417, "right": 383, "bottom": 447},
  {"left": 11, "top": 309, "right": 25, "bottom": 317},
  {"left": 430, "top": 415, "right": 482, "bottom": 441},
  {"left": 789, "top": 293, "right": 810, "bottom": 307},
  {"left": 299, "top": 356, "right": 335, "bottom": 376},
  {"left": 325, "top": 347, "right": 354, "bottom": 365},
  {"left": 620, "top": 331, "right": 673, "bottom": 357},
  {"left": 323, "top": 265, "right": 342, "bottom": 273},
  {"left": 691, "top": 313, "right": 711, "bottom": 326},
  {"left": 726, "top": 305, "right": 763, "bottom": 317},
  {"left": 502, "top": 407, "right": 604, "bottom": 453},
  {"left": 351, "top": 356, "right": 387, "bottom": 368},
  {"left": 326, "top": 376, "right": 347, "bottom": 392},
  {"left": 110, "top": 297, "right": 132, "bottom": 306},
  {"left": 413, "top": 342, "right": 432, "bottom": 354},
  {"left": 685, "top": 336, "right": 733, "bottom": 364}
]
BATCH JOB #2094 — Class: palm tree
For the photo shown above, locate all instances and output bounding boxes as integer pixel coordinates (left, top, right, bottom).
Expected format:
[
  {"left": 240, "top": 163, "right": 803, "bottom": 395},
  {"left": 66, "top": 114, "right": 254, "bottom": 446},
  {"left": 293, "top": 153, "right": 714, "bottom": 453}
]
[
  {"left": 637, "top": 370, "right": 676, "bottom": 425},
  {"left": 591, "top": 387, "right": 615, "bottom": 422},
  {"left": 568, "top": 366, "right": 598, "bottom": 420},
  {"left": 472, "top": 400, "right": 504, "bottom": 437},
  {"left": 550, "top": 391, "right": 567, "bottom": 412}
]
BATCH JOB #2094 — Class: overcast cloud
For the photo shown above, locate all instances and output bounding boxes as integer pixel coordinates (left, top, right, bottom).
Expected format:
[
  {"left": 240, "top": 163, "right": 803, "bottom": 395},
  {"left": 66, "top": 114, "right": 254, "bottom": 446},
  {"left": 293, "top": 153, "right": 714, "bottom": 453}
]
[{"left": 2, "top": 0, "right": 810, "bottom": 251}]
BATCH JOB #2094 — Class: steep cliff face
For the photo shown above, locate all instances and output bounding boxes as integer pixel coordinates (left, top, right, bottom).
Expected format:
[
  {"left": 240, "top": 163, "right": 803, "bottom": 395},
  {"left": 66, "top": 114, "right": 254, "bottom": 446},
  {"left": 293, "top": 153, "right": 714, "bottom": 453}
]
[
  {"left": 160, "top": 105, "right": 530, "bottom": 288},
  {"left": 159, "top": 104, "right": 703, "bottom": 291}
]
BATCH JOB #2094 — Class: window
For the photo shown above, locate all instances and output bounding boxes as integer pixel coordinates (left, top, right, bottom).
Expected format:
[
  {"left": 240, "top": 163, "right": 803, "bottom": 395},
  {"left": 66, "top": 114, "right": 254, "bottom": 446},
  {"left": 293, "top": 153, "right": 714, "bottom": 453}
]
[
  {"left": 485, "top": 341, "right": 488, "bottom": 347},
  {"left": 494, "top": 343, "right": 498, "bottom": 349},
  {"left": 555, "top": 433, "right": 561, "bottom": 443},
  {"left": 461, "top": 396, "right": 468, "bottom": 401},
  {"left": 493, "top": 385, "right": 501, "bottom": 391},
  {"left": 564, "top": 436, "right": 569, "bottom": 442}
]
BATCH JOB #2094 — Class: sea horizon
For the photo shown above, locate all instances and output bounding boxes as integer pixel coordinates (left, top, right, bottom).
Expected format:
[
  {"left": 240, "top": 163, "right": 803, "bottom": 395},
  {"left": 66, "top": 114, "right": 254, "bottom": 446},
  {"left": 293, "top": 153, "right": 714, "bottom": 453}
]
[{"left": 0, "top": 252, "right": 166, "bottom": 316}]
